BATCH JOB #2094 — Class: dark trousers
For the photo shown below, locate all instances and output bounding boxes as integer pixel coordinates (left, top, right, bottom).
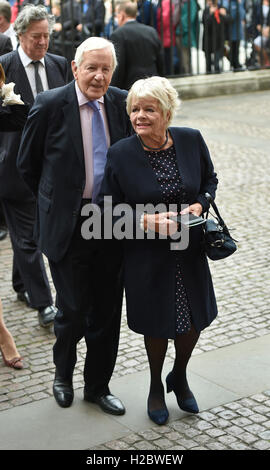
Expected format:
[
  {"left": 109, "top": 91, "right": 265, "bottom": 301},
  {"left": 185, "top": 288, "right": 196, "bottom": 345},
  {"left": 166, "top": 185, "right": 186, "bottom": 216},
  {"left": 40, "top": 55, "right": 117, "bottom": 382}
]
[
  {"left": 49, "top": 215, "right": 123, "bottom": 398},
  {"left": 1, "top": 196, "right": 53, "bottom": 309},
  {"left": 230, "top": 40, "right": 241, "bottom": 68}
]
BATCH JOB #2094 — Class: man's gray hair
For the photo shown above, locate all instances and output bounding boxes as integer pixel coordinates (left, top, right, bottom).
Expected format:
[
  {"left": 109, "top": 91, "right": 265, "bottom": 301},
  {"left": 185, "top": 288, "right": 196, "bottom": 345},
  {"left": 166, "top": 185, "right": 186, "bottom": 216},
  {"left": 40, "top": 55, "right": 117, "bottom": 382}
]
[
  {"left": 14, "top": 4, "right": 55, "bottom": 37},
  {"left": 74, "top": 37, "right": 117, "bottom": 72}
]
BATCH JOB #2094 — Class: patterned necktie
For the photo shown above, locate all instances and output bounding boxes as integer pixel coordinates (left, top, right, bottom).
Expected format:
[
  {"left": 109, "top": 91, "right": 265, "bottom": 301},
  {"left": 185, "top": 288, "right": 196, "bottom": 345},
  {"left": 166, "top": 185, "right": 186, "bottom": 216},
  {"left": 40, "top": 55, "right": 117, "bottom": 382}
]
[
  {"left": 87, "top": 100, "right": 108, "bottom": 203},
  {"left": 32, "top": 61, "right": 44, "bottom": 94}
]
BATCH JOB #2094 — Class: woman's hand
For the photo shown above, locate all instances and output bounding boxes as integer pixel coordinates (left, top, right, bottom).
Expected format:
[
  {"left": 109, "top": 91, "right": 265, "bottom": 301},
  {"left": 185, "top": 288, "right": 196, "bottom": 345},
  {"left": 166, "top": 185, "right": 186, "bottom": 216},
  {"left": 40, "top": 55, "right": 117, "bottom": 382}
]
[
  {"left": 180, "top": 203, "right": 203, "bottom": 217},
  {"left": 144, "top": 212, "right": 178, "bottom": 236}
]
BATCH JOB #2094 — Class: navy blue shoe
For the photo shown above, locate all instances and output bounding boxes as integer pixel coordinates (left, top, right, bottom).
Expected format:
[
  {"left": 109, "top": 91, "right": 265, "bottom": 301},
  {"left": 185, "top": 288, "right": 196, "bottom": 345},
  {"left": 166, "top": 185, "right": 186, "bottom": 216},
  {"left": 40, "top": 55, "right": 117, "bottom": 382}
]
[
  {"left": 166, "top": 371, "right": 199, "bottom": 414},
  {"left": 147, "top": 405, "right": 169, "bottom": 425}
]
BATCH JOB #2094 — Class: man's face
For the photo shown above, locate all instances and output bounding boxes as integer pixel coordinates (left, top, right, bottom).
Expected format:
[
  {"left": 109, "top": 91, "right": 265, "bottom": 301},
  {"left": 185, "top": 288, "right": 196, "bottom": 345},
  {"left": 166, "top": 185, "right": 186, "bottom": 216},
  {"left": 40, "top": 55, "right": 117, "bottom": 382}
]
[
  {"left": 115, "top": 7, "right": 125, "bottom": 27},
  {"left": 72, "top": 48, "right": 114, "bottom": 101},
  {"left": 19, "top": 19, "right": 49, "bottom": 61}
]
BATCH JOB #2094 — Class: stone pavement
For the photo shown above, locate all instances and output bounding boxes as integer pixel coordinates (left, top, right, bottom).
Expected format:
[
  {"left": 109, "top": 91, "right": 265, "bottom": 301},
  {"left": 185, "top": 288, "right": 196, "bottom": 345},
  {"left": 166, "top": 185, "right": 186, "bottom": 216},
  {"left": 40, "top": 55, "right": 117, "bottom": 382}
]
[{"left": 0, "top": 90, "right": 270, "bottom": 451}]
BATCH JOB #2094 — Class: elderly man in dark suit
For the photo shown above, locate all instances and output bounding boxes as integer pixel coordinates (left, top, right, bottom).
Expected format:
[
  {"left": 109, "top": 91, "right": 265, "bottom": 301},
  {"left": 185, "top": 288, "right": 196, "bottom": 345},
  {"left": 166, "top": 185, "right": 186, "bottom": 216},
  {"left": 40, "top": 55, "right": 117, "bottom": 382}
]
[
  {"left": 0, "top": 4, "right": 69, "bottom": 327},
  {"left": 110, "top": 0, "right": 164, "bottom": 90},
  {"left": 17, "top": 37, "right": 131, "bottom": 414}
]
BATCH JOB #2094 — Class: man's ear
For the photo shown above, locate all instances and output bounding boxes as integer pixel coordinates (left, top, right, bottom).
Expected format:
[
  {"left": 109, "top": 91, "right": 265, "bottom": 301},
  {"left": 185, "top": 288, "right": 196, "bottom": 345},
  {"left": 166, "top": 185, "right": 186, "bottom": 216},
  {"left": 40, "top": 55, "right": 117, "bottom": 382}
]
[{"left": 71, "top": 60, "right": 78, "bottom": 80}]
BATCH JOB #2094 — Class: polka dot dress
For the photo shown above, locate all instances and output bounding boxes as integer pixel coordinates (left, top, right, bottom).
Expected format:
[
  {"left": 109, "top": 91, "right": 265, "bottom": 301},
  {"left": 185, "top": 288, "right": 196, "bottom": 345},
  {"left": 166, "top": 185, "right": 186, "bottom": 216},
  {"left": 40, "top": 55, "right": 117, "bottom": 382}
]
[{"left": 146, "top": 145, "right": 192, "bottom": 335}]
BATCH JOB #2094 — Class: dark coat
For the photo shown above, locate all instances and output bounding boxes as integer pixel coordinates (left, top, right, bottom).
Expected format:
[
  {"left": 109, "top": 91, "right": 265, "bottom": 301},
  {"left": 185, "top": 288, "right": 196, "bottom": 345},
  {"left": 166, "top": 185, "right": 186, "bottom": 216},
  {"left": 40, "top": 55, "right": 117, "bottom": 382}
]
[
  {"left": 0, "top": 50, "right": 69, "bottom": 200},
  {"left": 110, "top": 20, "right": 164, "bottom": 90},
  {"left": 0, "top": 33, "right": 12, "bottom": 56},
  {"left": 100, "top": 128, "right": 218, "bottom": 338},
  {"left": 0, "top": 103, "right": 29, "bottom": 131},
  {"left": 17, "top": 81, "right": 131, "bottom": 262},
  {"left": 202, "top": 7, "right": 231, "bottom": 53}
]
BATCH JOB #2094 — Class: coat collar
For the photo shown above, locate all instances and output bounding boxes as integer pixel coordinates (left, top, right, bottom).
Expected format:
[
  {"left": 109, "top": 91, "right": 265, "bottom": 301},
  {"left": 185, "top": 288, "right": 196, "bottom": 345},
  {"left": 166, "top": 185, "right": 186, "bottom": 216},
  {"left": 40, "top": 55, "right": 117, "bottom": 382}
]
[{"left": 130, "top": 127, "right": 187, "bottom": 191}]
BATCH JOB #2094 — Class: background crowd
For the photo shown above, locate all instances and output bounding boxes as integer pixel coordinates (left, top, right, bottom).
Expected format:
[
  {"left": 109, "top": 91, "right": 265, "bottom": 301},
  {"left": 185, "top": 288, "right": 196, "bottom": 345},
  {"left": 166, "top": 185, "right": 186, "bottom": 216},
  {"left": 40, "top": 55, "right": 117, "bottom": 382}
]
[{"left": 2, "top": 0, "right": 269, "bottom": 75}]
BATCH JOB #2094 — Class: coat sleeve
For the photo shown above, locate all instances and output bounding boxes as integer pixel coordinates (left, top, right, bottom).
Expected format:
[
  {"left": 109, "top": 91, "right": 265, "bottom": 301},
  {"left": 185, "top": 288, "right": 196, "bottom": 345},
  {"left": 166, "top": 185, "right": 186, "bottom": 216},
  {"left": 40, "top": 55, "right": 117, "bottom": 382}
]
[
  {"left": 17, "top": 94, "right": 49, "bottom": 196},
  {"left": 0, "top": 103, "right": 29, "bottom": 131},
  {"left": 196, "top": 131, "right": 218, "bottom": 212}
]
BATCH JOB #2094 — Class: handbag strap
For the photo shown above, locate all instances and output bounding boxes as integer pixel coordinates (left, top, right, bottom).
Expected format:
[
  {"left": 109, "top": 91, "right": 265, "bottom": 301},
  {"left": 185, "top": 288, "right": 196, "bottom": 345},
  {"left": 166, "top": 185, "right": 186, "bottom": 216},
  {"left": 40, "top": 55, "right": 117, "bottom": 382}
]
[
  {"left": 205, "top": 192, "right": 226, "bottom": 227},
  {"left": 204, "top": 193, "right": 238, "bottom": 242}
]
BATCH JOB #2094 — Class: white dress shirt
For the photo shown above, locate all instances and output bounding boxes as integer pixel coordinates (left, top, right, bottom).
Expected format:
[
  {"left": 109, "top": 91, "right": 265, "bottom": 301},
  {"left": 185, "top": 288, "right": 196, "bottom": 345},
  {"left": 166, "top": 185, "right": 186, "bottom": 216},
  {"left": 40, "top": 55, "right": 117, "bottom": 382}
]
[
  {"left": 18, "top": 46, "right": 49, "bottom": 98},
  {"left": 3, "top": 24, "right": 17, "bottom": 50}
]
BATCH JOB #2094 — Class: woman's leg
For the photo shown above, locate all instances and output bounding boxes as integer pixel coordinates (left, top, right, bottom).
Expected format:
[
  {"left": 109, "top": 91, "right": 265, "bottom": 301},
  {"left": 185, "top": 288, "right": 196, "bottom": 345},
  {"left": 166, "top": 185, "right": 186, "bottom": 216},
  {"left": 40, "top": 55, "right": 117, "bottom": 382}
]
[
  {"left": 0, "top": 298, "right": 21, "bottom": 361},
  {"left": 144, "top": 336, "right": 168, "bottom": 411},
  {"left": 172, "top": 325, "right": 200, "bottom": 399}
]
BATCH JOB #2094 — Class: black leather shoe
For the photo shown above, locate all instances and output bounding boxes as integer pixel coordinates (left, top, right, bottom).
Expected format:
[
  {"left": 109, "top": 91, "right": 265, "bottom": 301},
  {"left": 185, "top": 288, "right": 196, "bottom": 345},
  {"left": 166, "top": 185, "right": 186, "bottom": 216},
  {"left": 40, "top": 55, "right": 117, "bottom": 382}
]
[
  {"left": 17, "top": 291, "right": 31, "bottom": 307},
  {"left": 0, "top": 228, "right": 8, "bottom": 241},
  {"left": 38, "top": 305, "right": 57, "bottom": 327},
  {"left": 53, "top": 376, "right": 74, "bottom": 408},
  {"left": 84, "top": 390, "right": 126, "bottom": 416}
]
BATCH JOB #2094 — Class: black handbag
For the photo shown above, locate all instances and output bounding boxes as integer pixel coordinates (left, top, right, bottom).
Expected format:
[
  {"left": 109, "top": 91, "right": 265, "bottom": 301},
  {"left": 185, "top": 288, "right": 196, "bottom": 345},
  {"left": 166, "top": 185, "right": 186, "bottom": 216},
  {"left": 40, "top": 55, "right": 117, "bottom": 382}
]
[{"left": 203, "top": 193, "right": 237, "bottom": 261}]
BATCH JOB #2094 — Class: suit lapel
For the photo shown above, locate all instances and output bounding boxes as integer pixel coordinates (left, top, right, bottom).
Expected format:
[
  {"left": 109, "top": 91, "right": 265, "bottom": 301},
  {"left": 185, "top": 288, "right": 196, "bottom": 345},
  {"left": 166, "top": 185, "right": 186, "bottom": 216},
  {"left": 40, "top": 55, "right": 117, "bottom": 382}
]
[
  {"left": 11, "top": 51, "right": 34, "bottom": 105},
  {"left": 44, "top": 54, "right": 64, "bottom": 89},
  {"left": 104, "top": 90, "right": 118, "bottom": 144},
  {"left": 130, "top": 134, "right": 163, "bottom": 204},
  {"left": 62, "top": 81, "right": 85, "bottom": 168},
  {"left": 104, "top": 88, "right": 128, "bottom": 145}
]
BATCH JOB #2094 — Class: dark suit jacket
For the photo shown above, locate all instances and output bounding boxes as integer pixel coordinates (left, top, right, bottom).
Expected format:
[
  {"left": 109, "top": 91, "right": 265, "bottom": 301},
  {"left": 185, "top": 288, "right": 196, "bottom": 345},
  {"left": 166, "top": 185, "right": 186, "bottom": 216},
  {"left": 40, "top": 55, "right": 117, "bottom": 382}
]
[
  {"left": 110, "top": 20, "right": 164, "bottom": 90},
  {"left": 0, "top": 50, "right": 69, "bottom": 199},
  {"left": 100, "top": 128, "right": 218, "bottom": 338},
  {"left": 0, "top": 33, "right": 12, "bottom": 56},
  {"left": 17, "top": 81, "right": 131, "bottom": 262}
]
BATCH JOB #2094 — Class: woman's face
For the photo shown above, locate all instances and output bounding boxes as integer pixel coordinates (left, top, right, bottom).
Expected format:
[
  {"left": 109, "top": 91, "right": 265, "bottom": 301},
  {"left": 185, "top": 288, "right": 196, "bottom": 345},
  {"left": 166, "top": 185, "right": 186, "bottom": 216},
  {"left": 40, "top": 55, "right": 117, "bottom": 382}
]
[{"left": 130, "top": 97, "right": 169, "bottom": 140}]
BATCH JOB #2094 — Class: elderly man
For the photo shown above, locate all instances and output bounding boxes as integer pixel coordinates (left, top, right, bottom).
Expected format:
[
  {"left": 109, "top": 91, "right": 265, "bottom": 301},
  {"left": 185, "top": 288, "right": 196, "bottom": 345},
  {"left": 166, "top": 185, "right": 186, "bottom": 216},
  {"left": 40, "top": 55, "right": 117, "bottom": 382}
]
[
  {"left": 0, "top": 5, "right": 69, "bottom": 327},
  {"left": 17, "top": 37, "right": 131, "bottom": 414}
]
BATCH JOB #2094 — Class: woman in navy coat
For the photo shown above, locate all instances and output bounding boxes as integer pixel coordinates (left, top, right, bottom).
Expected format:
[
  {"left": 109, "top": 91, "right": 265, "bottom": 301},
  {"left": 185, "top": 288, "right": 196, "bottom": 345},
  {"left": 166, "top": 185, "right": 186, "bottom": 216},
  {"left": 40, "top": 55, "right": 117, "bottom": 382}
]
[
  {"left": 101, "top": 76, "right": 218, "bottom": 425},
  {"left": 0, "top": 66, "right": 29, "bottom": 131}
]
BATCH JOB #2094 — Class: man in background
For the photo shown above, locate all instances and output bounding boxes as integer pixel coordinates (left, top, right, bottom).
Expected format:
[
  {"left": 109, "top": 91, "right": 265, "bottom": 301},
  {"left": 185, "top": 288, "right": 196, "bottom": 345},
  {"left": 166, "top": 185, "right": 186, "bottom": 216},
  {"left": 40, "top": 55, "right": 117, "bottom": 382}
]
[
  {"left": 0, "top": 1, "right": 17, "bottom": 50},
  {"left": 110, "top": 0, "right": 164, "bottom": 90},
  {"left": 0, "top": 4, "right": 69, "bottom": 327}
]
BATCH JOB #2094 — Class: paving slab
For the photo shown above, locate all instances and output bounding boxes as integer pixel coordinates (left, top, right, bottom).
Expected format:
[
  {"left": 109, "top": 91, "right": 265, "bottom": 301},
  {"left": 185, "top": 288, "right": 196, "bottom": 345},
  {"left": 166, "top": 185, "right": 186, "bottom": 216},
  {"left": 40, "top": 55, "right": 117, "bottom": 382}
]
[{"left": 0, "top": 335, "right": 268, "bottom": 450}]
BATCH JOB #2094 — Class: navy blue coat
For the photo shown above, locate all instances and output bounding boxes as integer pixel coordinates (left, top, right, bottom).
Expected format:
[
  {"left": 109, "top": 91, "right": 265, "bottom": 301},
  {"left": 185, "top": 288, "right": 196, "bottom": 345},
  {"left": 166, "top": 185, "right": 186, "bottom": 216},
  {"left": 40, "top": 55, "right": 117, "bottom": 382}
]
[{"left": 101, "top": 128, "right": 218, "bottom": 338}]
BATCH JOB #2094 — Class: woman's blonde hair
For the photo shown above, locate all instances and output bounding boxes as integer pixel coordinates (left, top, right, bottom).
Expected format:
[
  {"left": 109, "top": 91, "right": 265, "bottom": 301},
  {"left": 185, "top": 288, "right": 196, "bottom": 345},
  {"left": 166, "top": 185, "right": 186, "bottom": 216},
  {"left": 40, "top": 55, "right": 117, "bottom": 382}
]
[{"left": 126, "top": 76, "right": 180, "bottom": 127}]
